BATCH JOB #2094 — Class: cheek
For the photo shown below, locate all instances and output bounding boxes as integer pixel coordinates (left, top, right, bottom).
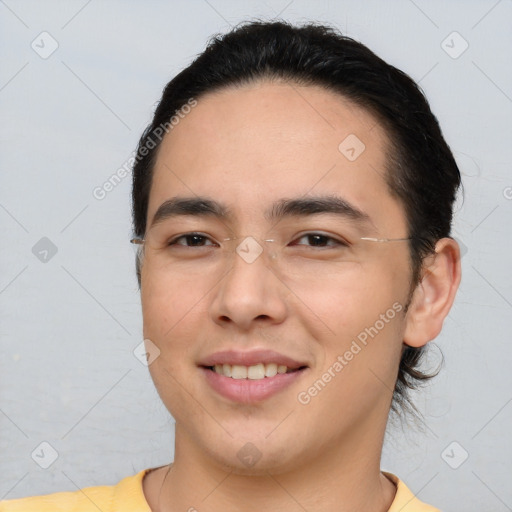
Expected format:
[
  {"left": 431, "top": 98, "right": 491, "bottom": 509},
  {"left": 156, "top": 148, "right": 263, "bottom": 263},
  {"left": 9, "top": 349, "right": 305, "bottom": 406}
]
[
  {"left": 300, "top": 260, "right": 408, "bottom": 333},
  {"left": 141, "top": 265, "right": 209, "bottom": 340},
  {"left": 140, "top": 270, "right": 207, "bottom": 390},
  {"left": 141, "top": 279, "right": 208, "bottom": 426},
  {"left": 300, "top": 261, "right": 408, "bottom": 386},
  {"left": 298, "top": 305, "right": 404, "bottom": 429}
]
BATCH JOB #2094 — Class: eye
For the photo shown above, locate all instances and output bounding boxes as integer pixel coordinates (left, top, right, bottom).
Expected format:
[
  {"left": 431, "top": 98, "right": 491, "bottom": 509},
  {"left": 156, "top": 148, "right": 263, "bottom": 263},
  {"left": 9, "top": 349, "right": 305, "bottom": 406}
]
[
  {"left": 291, "top": 233, "right": 349, "bottom": 248},
  {"left": 168, "top": 232, "right": 217, "bottom": 247}
]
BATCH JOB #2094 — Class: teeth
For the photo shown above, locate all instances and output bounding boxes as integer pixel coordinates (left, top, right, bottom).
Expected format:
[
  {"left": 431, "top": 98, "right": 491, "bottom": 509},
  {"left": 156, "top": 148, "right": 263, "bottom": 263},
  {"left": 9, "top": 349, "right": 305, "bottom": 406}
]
[
  {"left": 222, "top": 364, "right": 232, "bottom": 377},
  {"left": 231, "top": 365, "right": 248, "bottom": 379},
  {"left": 211, "top": 363, "right": 299, "bottom": 380},
  {"left": 264, "top": 363, "right": 277, "bottom": 377},
  {"left": 248, "top": 363, "right": 265, "bottom": 380}
]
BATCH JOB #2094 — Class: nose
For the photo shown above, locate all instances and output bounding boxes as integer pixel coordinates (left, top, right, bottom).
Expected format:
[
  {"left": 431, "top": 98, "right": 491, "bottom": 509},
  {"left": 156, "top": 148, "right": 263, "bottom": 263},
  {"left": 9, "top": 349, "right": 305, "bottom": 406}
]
[{"left": 209, "top": 238, "right": 288, "bottom": 331}]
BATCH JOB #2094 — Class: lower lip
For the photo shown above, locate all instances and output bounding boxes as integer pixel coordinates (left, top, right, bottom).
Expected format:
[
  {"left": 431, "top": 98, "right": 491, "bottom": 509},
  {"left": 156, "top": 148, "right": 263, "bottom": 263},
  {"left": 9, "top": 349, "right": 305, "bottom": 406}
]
[{"left": 201, "top": 367, "right": 307, "bottom": 403}]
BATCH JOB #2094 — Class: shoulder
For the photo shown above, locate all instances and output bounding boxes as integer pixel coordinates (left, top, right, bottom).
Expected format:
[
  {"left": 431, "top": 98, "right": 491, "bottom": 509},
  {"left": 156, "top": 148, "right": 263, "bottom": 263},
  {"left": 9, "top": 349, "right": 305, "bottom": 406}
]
[
  {"left": 0, "top": 468, "right": 153, "bottom": 512},
  {"left": 384, "top": 472, "right": 441, "bottom": 512}
]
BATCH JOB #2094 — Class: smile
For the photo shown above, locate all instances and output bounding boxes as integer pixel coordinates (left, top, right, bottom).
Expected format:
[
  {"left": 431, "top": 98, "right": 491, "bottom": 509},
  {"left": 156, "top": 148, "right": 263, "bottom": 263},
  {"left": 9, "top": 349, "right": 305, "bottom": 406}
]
[
  {"left": 201, "top": 366, "right": 308, "bottom": 403},
  {"left": 199, "top": 349, "right": 309, "bottom": 403}
]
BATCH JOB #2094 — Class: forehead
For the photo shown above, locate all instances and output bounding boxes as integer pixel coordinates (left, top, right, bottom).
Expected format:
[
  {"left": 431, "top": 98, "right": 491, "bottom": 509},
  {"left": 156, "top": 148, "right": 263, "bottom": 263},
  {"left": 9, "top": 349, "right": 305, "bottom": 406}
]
[
  {"left": 159, "top": 80, "right": 389, "bottom": 166},
  {"left": 148, "top": 81, "right": 405, "bottom": 233}
]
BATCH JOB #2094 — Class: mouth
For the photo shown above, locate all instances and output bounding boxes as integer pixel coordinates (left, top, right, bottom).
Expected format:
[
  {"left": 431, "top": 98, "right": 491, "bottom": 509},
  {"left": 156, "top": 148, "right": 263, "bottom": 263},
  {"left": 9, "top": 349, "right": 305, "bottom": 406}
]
[{"left": 198, "top": 350, "right": 309, "bottom": 403}]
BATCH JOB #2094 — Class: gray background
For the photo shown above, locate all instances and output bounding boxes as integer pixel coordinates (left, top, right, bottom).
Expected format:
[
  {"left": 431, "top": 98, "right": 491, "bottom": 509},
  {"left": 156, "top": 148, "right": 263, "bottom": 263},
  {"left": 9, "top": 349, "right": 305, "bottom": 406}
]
[{"left": 1, "top": 0, "right": 511, "bottom": 510}]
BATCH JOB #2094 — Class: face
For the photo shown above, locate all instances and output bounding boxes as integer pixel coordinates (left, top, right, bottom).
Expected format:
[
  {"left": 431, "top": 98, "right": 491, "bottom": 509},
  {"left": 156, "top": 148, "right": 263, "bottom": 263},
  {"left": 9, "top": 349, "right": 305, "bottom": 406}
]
[{"left": 140, "top": 81, "right": 414, "bottom": 474}]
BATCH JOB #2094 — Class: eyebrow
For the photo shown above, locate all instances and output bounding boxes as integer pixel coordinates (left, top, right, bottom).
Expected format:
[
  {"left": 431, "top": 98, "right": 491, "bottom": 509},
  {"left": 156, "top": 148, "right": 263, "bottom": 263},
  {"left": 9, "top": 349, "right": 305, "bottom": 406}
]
[{"left": 149, "top": 195, "right": 372, "bottom": 229}]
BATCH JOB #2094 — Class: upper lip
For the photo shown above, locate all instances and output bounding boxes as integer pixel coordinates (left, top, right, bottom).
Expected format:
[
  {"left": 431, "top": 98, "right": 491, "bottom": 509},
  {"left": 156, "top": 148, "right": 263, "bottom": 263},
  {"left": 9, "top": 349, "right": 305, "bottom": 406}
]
[{"left": 199, "top": 349, "right": 308, "bottom": 369}]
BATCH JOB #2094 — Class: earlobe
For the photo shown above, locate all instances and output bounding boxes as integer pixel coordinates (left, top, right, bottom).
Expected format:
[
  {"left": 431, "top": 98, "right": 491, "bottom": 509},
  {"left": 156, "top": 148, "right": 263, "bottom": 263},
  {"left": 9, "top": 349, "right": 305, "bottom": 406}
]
[{"left": 403, "top": 238, "right": 461, "bottom": 348}]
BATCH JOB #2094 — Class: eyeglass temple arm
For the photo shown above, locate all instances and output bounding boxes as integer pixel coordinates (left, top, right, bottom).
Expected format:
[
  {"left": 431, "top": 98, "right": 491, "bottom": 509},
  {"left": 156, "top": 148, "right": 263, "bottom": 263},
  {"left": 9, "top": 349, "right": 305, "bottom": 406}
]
[{"left": 359, "top": 237, "right": 412, "bottom": 242}]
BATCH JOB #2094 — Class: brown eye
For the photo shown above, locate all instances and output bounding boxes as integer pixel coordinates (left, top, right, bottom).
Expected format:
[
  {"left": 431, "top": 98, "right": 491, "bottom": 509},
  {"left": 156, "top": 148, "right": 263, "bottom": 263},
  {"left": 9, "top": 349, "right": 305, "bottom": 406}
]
[
  {"left": 168, "top": 233, "right": 215, "bottom": 247},
  {"left": 292, "top": 233, "right": 348, "bottom": 248}
]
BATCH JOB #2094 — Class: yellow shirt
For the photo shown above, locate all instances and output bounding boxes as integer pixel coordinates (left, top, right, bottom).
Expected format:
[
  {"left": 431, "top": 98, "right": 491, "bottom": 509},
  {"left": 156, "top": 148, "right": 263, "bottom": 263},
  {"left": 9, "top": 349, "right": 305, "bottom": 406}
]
[{"left": 0, "top": 469, "right": 440, "bottom": 511}]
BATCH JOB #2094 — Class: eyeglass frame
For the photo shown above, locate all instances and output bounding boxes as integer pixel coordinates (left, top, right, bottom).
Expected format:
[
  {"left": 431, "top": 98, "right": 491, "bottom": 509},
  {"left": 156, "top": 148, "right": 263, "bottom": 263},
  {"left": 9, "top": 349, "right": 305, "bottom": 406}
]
[{"left": 129, "top": 235, "right": 413, "bottom": 245}]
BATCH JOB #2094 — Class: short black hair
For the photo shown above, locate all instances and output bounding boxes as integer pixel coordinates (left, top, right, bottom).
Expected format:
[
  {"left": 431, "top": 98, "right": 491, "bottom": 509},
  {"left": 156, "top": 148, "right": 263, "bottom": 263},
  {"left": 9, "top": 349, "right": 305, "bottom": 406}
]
[{"left": 131, "top": 20, "right": 461, "bottom": 421}]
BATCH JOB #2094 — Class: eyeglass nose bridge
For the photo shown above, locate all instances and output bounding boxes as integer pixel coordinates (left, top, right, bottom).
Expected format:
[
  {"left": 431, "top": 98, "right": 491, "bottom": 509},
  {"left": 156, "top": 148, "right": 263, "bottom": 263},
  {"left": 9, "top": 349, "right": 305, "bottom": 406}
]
[{"left": 223, "top": 235, "right": 279, "bottom": 265}]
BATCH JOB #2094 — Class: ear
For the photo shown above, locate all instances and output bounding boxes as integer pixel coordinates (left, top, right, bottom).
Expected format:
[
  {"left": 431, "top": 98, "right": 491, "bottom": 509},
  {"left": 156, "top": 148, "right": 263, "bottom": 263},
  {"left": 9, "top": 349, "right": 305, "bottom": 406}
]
[{"left": 403, "top": 237, "right": 461, "bottom": 347}]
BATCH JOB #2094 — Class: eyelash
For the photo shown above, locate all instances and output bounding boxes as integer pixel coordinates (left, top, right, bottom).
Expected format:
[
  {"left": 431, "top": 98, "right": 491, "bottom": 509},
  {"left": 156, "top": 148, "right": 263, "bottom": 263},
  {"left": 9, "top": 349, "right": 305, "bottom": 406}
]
[{"left": 167, "top": 232, "right": 349, "bottom": 249}]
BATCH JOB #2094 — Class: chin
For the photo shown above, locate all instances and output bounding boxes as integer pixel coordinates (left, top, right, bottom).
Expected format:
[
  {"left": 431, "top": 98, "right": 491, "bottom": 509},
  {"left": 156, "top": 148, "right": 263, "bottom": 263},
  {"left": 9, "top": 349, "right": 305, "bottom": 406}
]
[{"left": 201, "top": 429, "right": 305, "bottom": 476}]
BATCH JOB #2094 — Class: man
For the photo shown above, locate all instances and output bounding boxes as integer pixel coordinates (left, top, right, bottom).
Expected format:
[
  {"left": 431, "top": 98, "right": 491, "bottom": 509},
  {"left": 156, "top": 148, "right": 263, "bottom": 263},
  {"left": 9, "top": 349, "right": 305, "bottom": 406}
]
[{"left": 2, "top": 20, "right": 461, "bottom": 512}]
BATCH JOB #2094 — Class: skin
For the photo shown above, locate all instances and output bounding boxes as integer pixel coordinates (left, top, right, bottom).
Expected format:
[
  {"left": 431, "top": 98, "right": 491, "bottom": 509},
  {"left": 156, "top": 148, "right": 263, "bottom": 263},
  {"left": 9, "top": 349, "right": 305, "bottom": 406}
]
[{"left": 139, "top": 81, "right": 461, "bottom": 511}]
